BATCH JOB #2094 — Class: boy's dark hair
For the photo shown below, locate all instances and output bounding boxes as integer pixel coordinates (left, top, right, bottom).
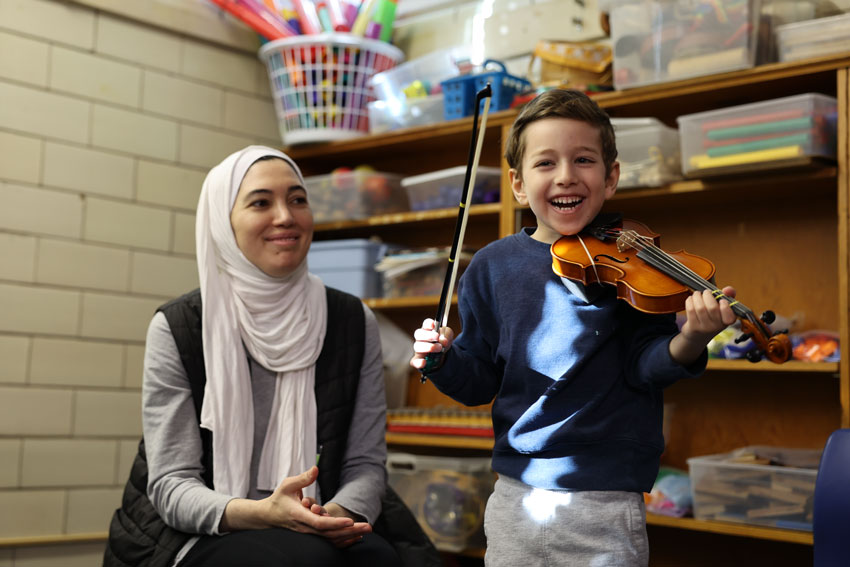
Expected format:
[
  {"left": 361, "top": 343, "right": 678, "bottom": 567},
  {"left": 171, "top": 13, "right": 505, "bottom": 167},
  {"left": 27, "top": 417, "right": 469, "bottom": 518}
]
[{"left": 504, "top": 89, "right": 618, "bottom": 179}]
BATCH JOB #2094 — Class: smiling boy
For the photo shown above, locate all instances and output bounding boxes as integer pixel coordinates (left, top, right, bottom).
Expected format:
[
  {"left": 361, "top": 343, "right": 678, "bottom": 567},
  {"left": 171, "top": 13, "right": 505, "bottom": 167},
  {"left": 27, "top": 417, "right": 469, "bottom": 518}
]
[{"left": 411, "top": 89, "right": 736, "bottom": 566}]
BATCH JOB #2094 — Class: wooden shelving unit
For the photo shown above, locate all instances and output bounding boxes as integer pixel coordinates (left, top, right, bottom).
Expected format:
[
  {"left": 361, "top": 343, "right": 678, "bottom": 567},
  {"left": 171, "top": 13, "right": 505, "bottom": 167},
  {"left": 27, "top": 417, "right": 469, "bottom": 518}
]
[
  {"left": 645, "top": 513, "right": 812, "bottom": 545},
  {"left": 289, "top": 54, "right": 850, "bottom": 565}
]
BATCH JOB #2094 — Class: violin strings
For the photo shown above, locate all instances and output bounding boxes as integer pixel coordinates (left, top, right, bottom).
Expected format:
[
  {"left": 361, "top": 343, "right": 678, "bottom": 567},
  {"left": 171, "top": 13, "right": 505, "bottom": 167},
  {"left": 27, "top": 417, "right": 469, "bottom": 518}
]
[
  {"left": 611, "top": 229, "right": 753, "bottom": 319},
  {"left": 602, "top": 229, "right": 771, "bottom": 340},
  {"left": 637, "top": 239, "right": 752, "bottom": 319},
  {"left": 609, "top": 230, "right": 710, "bottom": 291},
  {"left": 576, "top": 234, "right": 602, "bottom": 284}
]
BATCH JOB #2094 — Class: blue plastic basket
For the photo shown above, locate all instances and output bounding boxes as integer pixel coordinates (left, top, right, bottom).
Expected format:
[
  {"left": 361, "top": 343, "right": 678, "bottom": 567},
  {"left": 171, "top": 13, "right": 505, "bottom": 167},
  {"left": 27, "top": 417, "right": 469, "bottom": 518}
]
[{"left": 440, "top": 60, "right": 531, "bottom": 121}]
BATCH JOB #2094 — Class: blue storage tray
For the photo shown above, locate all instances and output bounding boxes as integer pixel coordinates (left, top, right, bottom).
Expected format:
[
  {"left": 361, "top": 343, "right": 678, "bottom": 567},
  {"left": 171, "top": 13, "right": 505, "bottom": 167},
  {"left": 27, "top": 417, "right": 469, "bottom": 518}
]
[
  {"left": 308, "top": 238, "right": 388, "bottom": 298},
  {"left": 441, "top": 60, "right": 531, "bottom": 121}
]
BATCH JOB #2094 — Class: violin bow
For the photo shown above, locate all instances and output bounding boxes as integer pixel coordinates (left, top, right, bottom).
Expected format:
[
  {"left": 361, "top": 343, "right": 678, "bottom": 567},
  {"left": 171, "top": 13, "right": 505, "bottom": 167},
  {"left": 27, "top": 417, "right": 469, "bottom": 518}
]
[{"left": 421, "top": 83, "right": 493, "bottom": 379}]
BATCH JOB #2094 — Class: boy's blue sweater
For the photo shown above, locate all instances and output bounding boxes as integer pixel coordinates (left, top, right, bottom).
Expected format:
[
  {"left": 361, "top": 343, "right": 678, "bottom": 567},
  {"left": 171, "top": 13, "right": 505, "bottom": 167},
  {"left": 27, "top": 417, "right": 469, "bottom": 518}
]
[{"left": 428, "top": 229, "right": 706, "bottom": 493}]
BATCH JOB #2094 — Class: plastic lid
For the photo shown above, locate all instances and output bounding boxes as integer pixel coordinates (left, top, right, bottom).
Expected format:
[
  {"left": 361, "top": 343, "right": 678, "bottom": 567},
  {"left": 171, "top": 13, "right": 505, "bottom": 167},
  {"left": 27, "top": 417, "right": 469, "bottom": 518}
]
[
  {"left": 611, "top": 117, "right": 667, "bottom": 131},
  {"left": 401, "top": 166, "right": 501, "bottom": 187},
  {"left": 776, "top": 12, "right": 850, "bottom": 35}
]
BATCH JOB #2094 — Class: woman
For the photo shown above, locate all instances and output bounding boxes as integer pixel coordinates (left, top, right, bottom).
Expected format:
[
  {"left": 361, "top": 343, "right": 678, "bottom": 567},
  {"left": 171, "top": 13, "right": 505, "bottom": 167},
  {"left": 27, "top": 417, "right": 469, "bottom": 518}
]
[{"left": 105, "top": 146, "right": 438, "bottom": 567}]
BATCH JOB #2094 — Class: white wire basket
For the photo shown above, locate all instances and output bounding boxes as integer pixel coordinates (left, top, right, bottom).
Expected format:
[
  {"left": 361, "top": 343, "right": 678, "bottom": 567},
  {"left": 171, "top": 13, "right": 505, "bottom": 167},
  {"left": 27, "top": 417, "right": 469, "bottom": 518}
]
[{"left": 259, "top": 34, "right": 404, "bottom": 146}]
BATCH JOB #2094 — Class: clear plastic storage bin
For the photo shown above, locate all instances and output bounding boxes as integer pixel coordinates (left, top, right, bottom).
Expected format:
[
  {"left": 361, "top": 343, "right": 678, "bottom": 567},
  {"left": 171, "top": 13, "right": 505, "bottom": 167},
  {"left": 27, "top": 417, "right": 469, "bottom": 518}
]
[
  {"left": 688, "top": 446, "right": 821, "bottom": 531},
  {"left": 401, "top": 166, "right": 501, "bottom": 211},
  {"left": 304, "top": 169, "right": 408, "bottom": 223},
  {"left": 307, "top": 239, "right": 390, "bottom": 298},
  {"left": 612, "top": 118, "right": 682, "bottom": 188},
  {"left": 376, "top": 247, "right": 472, "bottom": 298},
  {"left": 677, "top": 93, "right": 838, "bottom": 177},
  {"left": 367, "top": 94, "right": 445, "bottom": 134},
  {"left": 776, "top": 13, "right": 850, "bottom": 63},
  {"left": 387, "top": 453, "right": 495, "bottom": 552},
  {"left": 607, "top": 0, "right": 761, "bottom": 90},
  {"left": 369, "top": 46, "right": 468, "bottom": 107}
]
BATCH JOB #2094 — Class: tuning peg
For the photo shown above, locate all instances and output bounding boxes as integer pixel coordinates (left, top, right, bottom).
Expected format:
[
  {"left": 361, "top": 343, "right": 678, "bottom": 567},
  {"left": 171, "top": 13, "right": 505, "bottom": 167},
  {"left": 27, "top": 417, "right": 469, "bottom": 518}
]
[
  {"left": 746, "top": 349, "right": 763, "bottom": 363},
  {"left": 734, "top": 332, "right": 753, "bottom": 344},
  {"left": 761, "top": 310, "right": 776, "bottom": 324}
]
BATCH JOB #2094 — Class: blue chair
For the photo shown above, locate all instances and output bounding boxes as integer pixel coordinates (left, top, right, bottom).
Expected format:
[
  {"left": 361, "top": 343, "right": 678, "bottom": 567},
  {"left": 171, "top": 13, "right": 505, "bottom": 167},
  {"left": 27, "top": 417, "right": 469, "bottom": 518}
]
[{"left": 813, "top": 428, "right": 850, "bottom": 567}]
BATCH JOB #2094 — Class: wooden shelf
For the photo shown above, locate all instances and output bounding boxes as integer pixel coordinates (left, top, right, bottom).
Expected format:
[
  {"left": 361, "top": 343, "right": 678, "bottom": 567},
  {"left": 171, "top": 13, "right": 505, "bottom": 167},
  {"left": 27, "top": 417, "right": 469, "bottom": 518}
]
[
  {"left": 646, "top": 513, "right": 812, "bottom": 545},
  {"left": 707, "top": 359, "right": 838, "bottom": 373},
  {"left": 364, "top": 295, "right": 447, "bottom": 310},
  {"left": 593, "top": 54, "right": 850, "bottom": 111},
  {"left": 0, "top": 533, "right": 107, "bottom": 548},
  {"left": 386, "top": 432, "right": 494, "bottom": 450},
  {"left": 314, "top": 202, "right": 501, "bottom": 233},
  {"left": 609, "top": 165, "right": 837, "bottom": 205}
]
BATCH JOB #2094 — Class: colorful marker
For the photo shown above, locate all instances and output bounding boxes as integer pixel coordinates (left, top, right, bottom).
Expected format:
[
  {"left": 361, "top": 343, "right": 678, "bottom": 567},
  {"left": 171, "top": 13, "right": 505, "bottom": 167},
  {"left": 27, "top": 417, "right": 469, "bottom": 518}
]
[
  {"left": 372, "top": 0, "right": 397, "bottom": 42},
  {"left": 351, "top": 0, "right": 377, "bottom": 36},
  {"left": 291, "top": 0, "right": 322, "bottom": 34}
]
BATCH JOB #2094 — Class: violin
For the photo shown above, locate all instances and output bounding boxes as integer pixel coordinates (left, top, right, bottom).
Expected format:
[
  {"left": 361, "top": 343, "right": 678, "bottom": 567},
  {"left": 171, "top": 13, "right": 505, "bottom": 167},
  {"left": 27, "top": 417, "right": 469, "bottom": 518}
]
[{"left": 550, "top": 216, "right": 792, "bottom": 364}]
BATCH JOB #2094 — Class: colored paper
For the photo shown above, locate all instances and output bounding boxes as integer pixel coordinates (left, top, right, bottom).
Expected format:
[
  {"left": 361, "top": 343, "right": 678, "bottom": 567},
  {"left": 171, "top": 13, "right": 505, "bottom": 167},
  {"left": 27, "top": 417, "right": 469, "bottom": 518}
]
[
  {"left": 706, "top": 117, "right": 815, "bottom": 141},
  {"left": 706, "top": 132, "right": 812, "bottom": 158},
  {"left": 690, "top": 145, "right": 804, "bottom": 169},
  {"left": 702, "top": 108, "right": 807, "bottom": 132}
]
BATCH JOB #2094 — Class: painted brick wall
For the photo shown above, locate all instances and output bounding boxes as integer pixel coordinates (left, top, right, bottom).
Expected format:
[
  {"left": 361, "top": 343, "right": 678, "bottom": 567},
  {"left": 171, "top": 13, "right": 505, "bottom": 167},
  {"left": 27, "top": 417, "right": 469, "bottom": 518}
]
[{"left": 0, "top": 0, "right": 280, "bottom": 562}]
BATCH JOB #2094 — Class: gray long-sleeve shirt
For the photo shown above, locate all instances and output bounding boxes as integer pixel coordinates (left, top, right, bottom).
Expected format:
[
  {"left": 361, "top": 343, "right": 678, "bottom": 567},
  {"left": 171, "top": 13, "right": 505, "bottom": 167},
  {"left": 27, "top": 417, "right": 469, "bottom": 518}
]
[{"left": 142, "top": 302, "right": 388, "bottom": 545}]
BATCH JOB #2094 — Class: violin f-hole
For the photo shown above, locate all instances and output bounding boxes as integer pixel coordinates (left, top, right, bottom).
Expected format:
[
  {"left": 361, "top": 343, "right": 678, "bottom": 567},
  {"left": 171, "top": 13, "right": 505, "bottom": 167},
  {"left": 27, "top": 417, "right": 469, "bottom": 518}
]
[{"left": 594, "top": 254, "right": 629, "bottom": 264}]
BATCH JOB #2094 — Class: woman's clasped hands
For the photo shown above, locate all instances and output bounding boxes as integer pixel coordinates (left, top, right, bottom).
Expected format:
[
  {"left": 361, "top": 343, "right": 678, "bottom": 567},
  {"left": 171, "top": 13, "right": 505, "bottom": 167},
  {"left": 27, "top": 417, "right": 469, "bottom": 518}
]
[{"left": 220, "top": 466, "right": 371, "bottom": 548}]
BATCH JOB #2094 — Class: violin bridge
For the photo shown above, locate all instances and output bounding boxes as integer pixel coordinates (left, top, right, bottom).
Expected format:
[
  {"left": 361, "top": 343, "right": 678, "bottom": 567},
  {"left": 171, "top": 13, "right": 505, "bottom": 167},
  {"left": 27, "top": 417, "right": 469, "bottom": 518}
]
[{"left": 616, "top": 230, "right": 637, "bottom": 253}]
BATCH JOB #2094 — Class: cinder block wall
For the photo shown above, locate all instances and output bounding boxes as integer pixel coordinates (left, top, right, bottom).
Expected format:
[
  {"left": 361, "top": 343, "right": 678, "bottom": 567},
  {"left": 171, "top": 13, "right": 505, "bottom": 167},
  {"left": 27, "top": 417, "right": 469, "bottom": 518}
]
[{"left": 0, "top": 0, "right": 280, "bottom": 563}]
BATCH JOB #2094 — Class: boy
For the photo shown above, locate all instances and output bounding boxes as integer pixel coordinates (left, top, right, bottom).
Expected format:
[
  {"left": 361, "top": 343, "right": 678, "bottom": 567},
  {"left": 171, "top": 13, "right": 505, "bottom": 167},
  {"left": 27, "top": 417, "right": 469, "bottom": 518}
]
[{"left": 410, "top": 89, "right": 736, "bottom": 566}]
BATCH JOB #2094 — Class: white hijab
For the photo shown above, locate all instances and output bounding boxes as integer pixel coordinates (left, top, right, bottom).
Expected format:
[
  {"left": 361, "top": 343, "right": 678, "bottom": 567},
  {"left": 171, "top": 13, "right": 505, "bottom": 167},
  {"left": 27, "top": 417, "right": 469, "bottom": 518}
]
[{"left": 195, "top": 145, "right": 327, "bottom": 498}]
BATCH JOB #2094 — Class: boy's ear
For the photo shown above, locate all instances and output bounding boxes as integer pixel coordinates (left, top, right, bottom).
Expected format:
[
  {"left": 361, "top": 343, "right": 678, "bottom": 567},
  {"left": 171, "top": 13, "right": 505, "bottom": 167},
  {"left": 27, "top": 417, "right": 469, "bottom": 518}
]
[
  {"left": 509, "top": 169, "right": 528, "bottom": 205},
  {"left": 604, "top": 161, "right": 620, "bottom": 199}
]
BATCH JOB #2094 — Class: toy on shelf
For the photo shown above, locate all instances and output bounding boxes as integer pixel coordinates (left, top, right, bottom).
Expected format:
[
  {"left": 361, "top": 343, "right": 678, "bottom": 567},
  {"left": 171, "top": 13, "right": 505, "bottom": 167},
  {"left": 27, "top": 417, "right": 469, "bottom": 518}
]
[
  {"left": 646, "top": 467, "right": 692, "bottom": 518},
  {"left": 612, "top": 117, "right": 682, "bottom": 189},
  {"left": 792, "top": 331, "right": 840, "bottom": 362}
]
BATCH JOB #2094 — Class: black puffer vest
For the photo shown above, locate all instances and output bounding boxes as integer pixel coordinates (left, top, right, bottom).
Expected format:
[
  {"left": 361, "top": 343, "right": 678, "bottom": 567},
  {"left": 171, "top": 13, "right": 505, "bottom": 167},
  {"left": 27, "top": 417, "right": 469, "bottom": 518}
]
[{"left": 103, "top": 288, "right": 440, "bottom": 567}]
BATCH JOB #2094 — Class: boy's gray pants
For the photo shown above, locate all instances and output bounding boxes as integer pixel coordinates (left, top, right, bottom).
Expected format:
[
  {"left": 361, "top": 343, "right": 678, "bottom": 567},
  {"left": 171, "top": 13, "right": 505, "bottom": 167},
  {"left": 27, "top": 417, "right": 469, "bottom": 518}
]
[{"left": 484, "top": 475, "right": 649, "bottom": 567}]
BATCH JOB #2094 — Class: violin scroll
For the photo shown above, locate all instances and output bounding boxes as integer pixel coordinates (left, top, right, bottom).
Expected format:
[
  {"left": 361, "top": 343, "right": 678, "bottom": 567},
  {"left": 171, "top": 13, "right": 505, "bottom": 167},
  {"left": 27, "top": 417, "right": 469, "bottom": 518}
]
[{"left": 739, "top": 315, "right": 792, "bottom": 364}]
